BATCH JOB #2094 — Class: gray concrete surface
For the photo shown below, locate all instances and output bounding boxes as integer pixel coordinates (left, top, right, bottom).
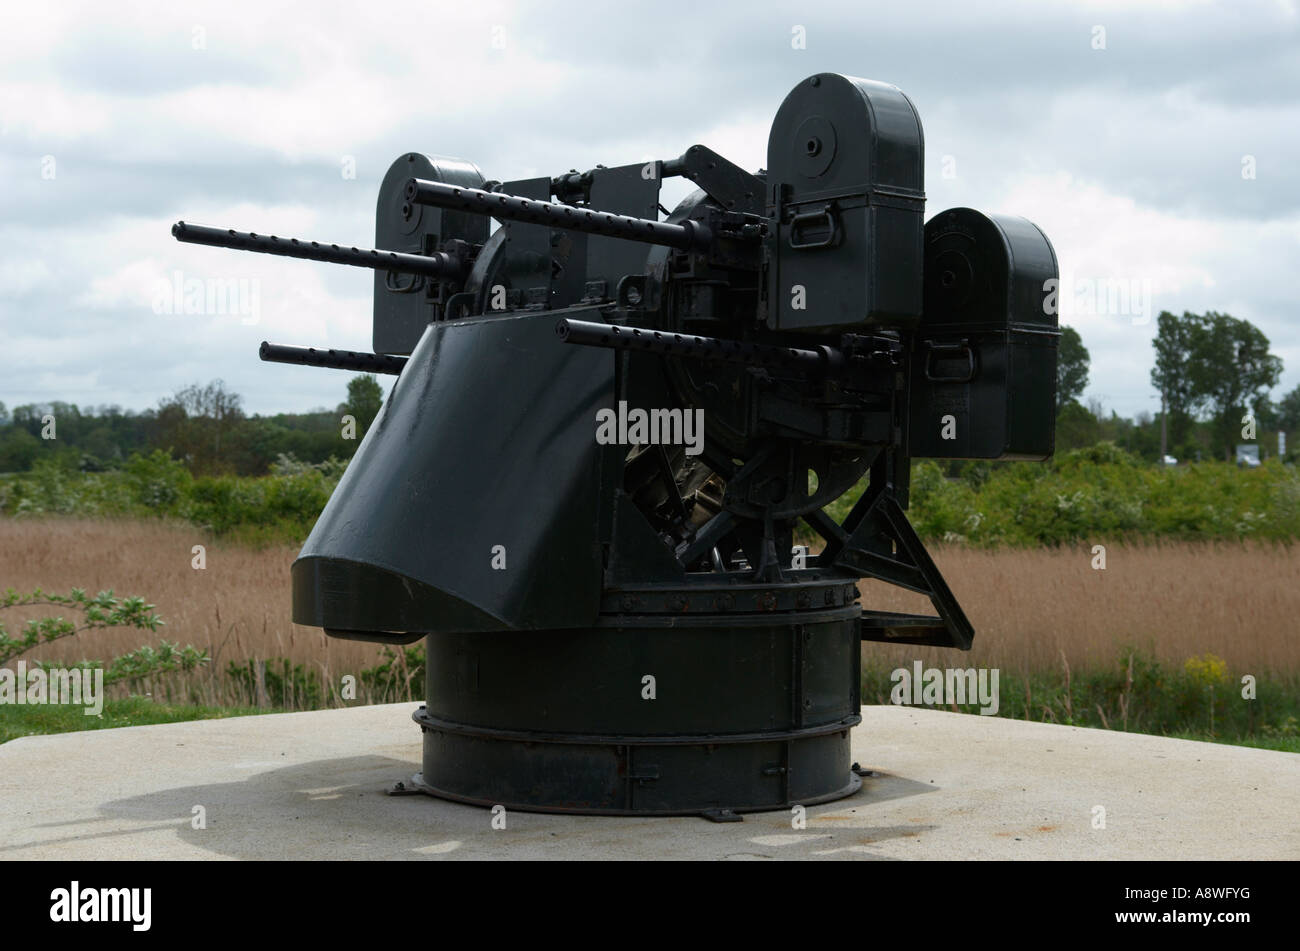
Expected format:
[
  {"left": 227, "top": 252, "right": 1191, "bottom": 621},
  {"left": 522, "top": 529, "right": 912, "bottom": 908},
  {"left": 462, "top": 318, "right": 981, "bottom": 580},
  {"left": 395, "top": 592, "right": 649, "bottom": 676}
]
[{"left": 2, "top": 703, "right": 1297, "bottom": 860}]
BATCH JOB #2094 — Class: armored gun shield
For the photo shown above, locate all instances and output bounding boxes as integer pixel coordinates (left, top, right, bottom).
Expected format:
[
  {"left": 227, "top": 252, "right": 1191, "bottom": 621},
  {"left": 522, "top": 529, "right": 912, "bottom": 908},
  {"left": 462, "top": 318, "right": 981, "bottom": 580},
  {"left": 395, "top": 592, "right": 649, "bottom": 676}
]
[{"left": 293, "top": 309, "right": 614, "bottom": 641}]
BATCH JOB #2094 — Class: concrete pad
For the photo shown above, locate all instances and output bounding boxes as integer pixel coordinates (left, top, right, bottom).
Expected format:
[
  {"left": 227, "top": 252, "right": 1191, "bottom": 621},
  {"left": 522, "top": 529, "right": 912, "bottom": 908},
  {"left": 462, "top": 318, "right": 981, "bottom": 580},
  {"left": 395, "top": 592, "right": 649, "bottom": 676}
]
[{"left": 2, "top": 703, "right": 1296, "bottom": 860}]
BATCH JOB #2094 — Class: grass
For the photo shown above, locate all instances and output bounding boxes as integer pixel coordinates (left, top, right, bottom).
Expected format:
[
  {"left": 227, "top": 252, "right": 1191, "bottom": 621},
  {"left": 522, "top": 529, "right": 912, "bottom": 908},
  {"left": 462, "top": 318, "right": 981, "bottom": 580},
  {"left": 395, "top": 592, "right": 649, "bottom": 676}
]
[
  {"left": 1, "top": 515, "right": 1297, "bottom": 753},
  {"left": 860, "top": 539, "right": 1300, "bottom": 673},
  {"left": 0, "top": 517, "right": 420, "bottom": 719},
  {"left": 0, "top": 516, "right": 380, "bottom": 673},
  {"left": 8, "top": 518, "right": 1299, "bottom": 676},
  {"left": 861, "top": 655, "right": 1300, "bottom": 753},
  {"left": 0, "top": 695, "right": 264, "bottom": 744}
]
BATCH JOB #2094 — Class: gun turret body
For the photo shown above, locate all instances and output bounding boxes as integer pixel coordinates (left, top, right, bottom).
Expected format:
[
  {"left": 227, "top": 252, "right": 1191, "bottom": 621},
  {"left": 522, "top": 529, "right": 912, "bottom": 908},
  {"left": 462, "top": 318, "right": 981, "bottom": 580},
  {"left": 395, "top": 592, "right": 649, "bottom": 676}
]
[{"left": 171, "top": 73, "right": 1059, "bottom": 817}]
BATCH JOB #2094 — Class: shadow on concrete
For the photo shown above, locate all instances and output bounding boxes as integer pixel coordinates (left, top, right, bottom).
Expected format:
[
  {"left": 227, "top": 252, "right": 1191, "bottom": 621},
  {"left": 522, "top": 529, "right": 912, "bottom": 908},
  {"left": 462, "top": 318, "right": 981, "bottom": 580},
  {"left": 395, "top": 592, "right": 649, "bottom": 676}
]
[
  {"left": 15, "top": 755, "right": 477, "bottom": 860},
  {"left": 6, "top": 755, "right": 943, "bottom": 860}
]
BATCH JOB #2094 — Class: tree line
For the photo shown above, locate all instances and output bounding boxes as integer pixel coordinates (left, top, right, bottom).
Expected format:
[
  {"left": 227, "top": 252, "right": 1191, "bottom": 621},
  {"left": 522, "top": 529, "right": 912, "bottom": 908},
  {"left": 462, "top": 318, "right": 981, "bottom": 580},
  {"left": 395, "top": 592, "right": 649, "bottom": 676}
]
[
  {"left": 2, "top": 308, "right": 1294, "bottom": 474},
  {"left": 1054, "top": 310, "right": 1292, "bottom": 463},
  {"left": 0, "top": 376, "right": 384, "bottom": 476}
]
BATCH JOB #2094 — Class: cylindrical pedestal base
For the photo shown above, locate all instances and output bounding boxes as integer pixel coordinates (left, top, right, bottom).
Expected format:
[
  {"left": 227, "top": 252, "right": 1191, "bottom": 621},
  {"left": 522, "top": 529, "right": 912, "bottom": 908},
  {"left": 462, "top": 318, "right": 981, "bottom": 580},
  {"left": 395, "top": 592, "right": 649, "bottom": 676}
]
[{"left": 413, "top": 605, "right": 862, "bottom": 816}]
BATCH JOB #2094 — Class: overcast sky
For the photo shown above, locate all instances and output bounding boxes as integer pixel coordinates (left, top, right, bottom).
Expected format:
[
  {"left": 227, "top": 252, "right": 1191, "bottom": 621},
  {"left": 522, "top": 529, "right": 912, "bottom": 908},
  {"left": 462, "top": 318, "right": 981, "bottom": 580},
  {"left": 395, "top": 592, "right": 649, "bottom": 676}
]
[{"left": 2, "top": 0, "right": 1297, "bottom": 419}]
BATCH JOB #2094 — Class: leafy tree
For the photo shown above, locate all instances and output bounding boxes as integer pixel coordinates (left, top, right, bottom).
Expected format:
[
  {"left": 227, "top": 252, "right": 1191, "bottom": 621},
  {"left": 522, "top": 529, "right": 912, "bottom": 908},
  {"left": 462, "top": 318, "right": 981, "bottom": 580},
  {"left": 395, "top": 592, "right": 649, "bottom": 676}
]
[
  {"left": 12, "top": 404, "right": 44, "bottom": 434},
  {"left": 1055, "top": 399, "right": 1100, "bottom": 451},
  {"left": 1254, "top": 396, "right": 1279, "bottom": 431},
  {"left": 1056, "top": 325, "right": 1089, "bottom": 414},
  {"left": 1275, "top": 384, "right": 1300, "bottom": 433},
  {"left": 1151, "top": 311, "right": 1198, "bottom": 446},
  {"left": 1185, "top": 312, "right": 1282, "bottom": 460},
  {"left": 151, "top": 380, "right": 246, "bottom": 474},
  {"left": 0, "top": 426, "right": 40, "bottom": 472},
  {"left": 341, "top": 374, "right": 384, "bottom": 440},
  {"left": 1117, "top": 410, "right": 1161, "bottom": 461}
]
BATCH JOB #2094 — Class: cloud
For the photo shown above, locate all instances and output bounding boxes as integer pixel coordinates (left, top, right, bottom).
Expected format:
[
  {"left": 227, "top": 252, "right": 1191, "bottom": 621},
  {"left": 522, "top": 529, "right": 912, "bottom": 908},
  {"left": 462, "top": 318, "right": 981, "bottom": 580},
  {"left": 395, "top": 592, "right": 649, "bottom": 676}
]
[
  {"left": 990, "top": 170, "right": 1300, "bottom": 411},
  {"left": 1, "top": 0, "right": 1298, "bottom": 419}
]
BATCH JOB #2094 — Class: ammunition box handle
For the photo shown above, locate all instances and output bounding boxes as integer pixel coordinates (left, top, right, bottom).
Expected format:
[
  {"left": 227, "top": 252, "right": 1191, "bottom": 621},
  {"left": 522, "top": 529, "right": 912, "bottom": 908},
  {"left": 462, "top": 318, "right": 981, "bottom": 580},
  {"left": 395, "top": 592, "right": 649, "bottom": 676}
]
[
  {"left": 384, "top": 270, "right": 424, "bottom": 294},
  {"left": 788, "top": 205, "right": 839, "bottom": 250},
  {"left": 923, "top": 340, "right": 976, "bottom": 383}
]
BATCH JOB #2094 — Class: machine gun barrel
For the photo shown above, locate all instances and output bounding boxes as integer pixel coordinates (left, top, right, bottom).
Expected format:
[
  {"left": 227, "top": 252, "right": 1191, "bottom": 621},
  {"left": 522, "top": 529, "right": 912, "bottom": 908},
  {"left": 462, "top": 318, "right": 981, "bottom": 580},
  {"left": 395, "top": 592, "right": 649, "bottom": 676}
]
[
  {"left": 555, "top": 318, "right": 842, "bottom": 376},
  {"left": 259, "top": 341, "right": 408, "bottom": 375},
  {"left": 404, "top": 179, "right": 715, "bottom": 252},
  {"left": 172, "top": 221, "right": 465, "bottom": 279}
]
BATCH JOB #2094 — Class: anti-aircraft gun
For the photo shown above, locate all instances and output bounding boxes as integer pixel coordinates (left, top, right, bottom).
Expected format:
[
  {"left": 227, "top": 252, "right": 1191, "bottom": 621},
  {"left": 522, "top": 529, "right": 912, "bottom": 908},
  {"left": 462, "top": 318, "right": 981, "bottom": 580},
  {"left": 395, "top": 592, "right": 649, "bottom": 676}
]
[{"left": 172, "top": 73, "right": 1058, "bottom": 818}]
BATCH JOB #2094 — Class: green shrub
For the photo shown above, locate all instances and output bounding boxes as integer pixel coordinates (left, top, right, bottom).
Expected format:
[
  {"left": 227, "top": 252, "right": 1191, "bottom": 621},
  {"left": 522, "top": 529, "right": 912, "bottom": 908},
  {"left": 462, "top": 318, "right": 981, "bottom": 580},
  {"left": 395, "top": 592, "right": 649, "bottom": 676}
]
[
  {"left": 0, "top": 450, "right": 346, "bottom": 546},
  {"left": 825, "top": 447, "right": 1300, "bottom": 547},
  {"left": 125, "top": 450, "right": 192, "bottom": 509},
  {"left": 6, "top": 445, "right": 1300, "bottom": 549}
]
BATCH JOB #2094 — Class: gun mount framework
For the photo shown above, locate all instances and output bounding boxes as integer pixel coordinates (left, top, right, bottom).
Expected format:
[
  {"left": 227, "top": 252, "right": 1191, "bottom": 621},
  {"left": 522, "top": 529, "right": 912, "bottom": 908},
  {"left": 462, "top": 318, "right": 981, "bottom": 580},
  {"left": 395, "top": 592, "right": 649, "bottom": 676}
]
[{"left": 173, "top": 73, "right": 1058, "bottom": 818}]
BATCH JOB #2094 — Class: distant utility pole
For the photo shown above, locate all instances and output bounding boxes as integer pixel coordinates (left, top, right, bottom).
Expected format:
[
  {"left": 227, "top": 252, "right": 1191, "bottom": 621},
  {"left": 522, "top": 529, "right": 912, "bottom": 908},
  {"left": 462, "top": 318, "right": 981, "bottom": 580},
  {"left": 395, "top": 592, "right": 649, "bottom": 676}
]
[{"left": 1160, "top": 389, "right": 1168, "bottom": 463}]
